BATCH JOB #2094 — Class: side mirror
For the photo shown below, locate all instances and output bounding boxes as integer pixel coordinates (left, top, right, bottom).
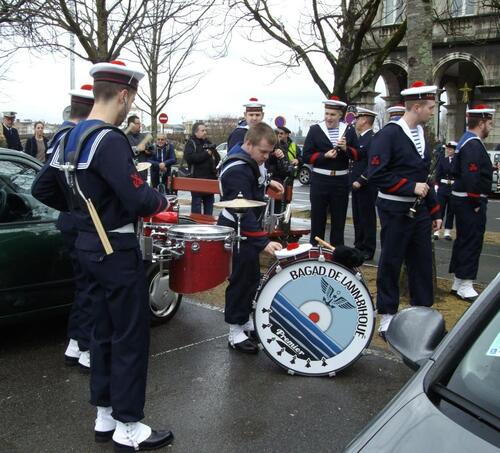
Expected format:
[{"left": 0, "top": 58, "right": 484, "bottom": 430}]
[{"left": 386, "top": 307, "right": 446, "bottom": 370}]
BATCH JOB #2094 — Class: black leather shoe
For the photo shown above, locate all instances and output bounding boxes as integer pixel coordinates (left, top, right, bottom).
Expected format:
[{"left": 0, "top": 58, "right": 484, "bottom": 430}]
[
  {"left": 450, "top": 289, "right": 457, "bottom": 295},
  {"left": 113, "top": 430, "right": 174, "bottom": 452},
  {"left": 362, "top": 252, "right": 374, "bottom": 261},
  {"left": 95, "top": 429, "right": 114, "bottom": 443},
  {"left": 458, "top": 294, "right": 477, "bottom": 303},
  {"left": 245, "top": 330, "right": 259, "bottom": 343},
  {"left": 64, "top": 355, "right": 79, "bottom": 366},
  {"left": 444, "top": 235, "right": 452, "bottom": 241},
  {"left": 79, "top": 364, "right": 90, "bottom": 374},
  {"left": 228, "top": 339, "right": 259, "bottom": 354}
]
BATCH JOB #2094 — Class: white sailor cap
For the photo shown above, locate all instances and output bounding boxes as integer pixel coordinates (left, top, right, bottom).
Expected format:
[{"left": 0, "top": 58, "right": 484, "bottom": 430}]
[
  {"left": 89, "top": 60, "right": 145, "bottom": 90},
  {"left": 466, "top": 104, "right": 495, "bottom": 119},
  {"left": 2, "top": 111, "right": 17, "bottom": 118},
  {"left": 444, "top": 141, "right": 458, "bottom": 148},
  {"left": 243, "top": 97, "right": 265, "bottom": 112},
  {"left": 323, "top": 95, "right": 347, "bottom": 110},
  {"left": 386, "top": 105, "right": 406, "bottom": 116},
  {"left": 69, "top": 84, "right": 94, "bottom": 106},
  {"left": 400, "top": 81, "right": 437, "bottom": 101},
  {"left": 356, "top": 107, "right": 377, "bottom": 117}
]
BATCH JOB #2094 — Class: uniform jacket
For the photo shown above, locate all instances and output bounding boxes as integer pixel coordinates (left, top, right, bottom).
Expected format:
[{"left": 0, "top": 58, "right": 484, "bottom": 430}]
[
  {"left": 184, "top": 137, "right": 219, "bottom": 179},
  {"left": 227, "top": 121, "right": 248, "bottom": 151},
  {"left": 24, "top": 135, "right": 49, "bottom": 160},
  {"left": 452, "top": 131, "right": 492, "bottom": 205},
  {"left": 435, "top": 154, "right": 455, "bottom": 195},
  {"left": 368, "top": 119, "right": 440, "bottom": 219},
  {"left": 2, "top": 124, "right": 22, "bottom": 151},
  {"left": 302, "top": 121, "right": 360, "bottom": 171},
  {"left": 350, "top": 129, "right": 374, "bottom": 186},
  {"left": 32, "top": 119, "right": 168, "bottom": 252},
  {"left": 217, "top": 146, "right": 269, "bottom": 251}
]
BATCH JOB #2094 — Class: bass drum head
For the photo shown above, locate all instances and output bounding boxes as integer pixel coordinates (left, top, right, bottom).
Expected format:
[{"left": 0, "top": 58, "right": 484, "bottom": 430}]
[{"left": 254, "top": 260, "right": 374, "bottom": 376}]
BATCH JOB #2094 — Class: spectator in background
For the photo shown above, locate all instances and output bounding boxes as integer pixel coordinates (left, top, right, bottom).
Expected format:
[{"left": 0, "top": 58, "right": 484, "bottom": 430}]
[
  {"left": 125, "top": 115, "right": 151, "bottom": 179},
  {"left": 24, "top": 121, "right": 49, "bottom": 162},
  {"left": 149, "top": 134, "right": 176, "bottom": 192},
  {"left": 184, "top": 122, "right": 220, "bottom": 215},
  {"left": 2, "top": 111, "right": 22, "bottom": 151},
  {"left": 276, "top": 126, "right": 300, "bottom": 167}
]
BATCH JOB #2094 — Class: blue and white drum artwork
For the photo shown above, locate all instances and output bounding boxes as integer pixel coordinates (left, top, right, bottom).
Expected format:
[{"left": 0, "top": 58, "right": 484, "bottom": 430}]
[{"left": 254, "top": 246, "right": 375, "bottom": 376}]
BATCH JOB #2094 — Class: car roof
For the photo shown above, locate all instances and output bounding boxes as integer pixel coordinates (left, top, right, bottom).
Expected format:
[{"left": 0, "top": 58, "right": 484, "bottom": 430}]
[{"left": 0, "top": 148, "right": 42, "bottom": 166}]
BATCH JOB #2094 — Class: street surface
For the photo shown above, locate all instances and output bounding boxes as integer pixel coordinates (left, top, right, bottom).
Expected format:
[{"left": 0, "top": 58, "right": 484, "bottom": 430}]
[{"left": 0, "top": 301, "right": 412, "bottom": 453}]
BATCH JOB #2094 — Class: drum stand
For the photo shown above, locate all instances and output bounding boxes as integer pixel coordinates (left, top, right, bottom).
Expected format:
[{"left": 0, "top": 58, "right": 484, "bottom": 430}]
[{"left": 233, "top": 210, "right": 247, "bottom": 253}]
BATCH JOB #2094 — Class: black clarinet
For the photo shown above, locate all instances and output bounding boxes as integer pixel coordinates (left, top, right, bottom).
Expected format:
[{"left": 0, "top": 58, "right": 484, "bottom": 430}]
[{"left": 407, "top": 157, "right": 440, "bottom": 218}]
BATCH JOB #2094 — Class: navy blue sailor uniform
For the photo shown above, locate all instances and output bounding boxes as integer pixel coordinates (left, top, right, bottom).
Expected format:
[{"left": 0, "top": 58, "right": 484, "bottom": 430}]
[
  {"left": 435, "top": 153, "right": 456, "bottom": 230},
  {"left": 303, "top": 121, "right": 359, "bottom": 246},
  {"left": 227, "top": 121, "right": 248, "bottom": 152},
  {"left": 449, "top": 132, "right": 492, "bottom": 280},
  {"left": 217, "top": 146, "right": 269, "bottom": 325},
  {"left": 2, "top": 124, "right": 22, "bottom": 151},
  {"left": 350, "top": 128, "right": 377, "bottom": 258},
  {"left": 368, "top": 119, "right": 441, "bottom": 315},
  {"left": 32, "top": 119, "right": 168, "bottom": 423}
]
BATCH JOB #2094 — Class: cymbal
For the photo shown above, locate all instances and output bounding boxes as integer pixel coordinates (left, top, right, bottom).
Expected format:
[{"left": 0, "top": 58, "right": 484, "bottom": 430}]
[
  {"left": 136, "top": 162, "right": 151, "bottom": 172},
  {"left": 214, "top": 198, "right": 266, "bottom": 209}
]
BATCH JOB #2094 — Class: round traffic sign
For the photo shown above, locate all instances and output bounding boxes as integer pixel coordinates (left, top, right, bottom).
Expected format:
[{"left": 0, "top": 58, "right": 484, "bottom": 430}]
[
  {"left": 274, "top": 116, "right": 286, "bottom": 128},
  {"left": 158, "top": 113, "right": 169, "bottom": 124}
]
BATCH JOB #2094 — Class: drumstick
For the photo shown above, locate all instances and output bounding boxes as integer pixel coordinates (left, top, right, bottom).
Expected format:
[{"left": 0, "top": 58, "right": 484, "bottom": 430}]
[
  {"left": 86, "top": 198, "right": 114, "bottom": 255},
  {"left": 315, "top": 236, "right": 335, "bottom": 251}
]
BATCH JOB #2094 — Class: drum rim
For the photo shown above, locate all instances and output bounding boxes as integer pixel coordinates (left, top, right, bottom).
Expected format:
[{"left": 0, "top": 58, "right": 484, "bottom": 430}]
[
  {"left": 167, "top": 224, "right": 235, "bottom": 240},
  {"left": 254, "top": 255, "right": 375, "bottom": 377}
]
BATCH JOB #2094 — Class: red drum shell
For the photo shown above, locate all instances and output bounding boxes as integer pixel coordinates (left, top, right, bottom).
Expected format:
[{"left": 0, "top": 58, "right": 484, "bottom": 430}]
[{"left": 167, "top": 225, "right": 234, "bottom": 294}]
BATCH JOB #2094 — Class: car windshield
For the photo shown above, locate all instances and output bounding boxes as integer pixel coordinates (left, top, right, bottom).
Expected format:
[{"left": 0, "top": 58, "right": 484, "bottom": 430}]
[{"left": 446, "top": 308, "right": 500, "bottom": 418}]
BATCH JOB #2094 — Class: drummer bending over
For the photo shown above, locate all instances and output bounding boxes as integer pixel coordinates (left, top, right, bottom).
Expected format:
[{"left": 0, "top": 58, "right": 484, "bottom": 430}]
[{"left": 218, "top": 123, "right": 283, "bottom": 354}]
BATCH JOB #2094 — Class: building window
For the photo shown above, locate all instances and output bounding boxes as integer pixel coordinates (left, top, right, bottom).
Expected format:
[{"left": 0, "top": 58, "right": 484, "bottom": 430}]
[
  {"left": 382, "top": 0, "right": 405, "bottom": 25},
  {"left": 450, "top": 0, "right": 475, "bottom": 17}
]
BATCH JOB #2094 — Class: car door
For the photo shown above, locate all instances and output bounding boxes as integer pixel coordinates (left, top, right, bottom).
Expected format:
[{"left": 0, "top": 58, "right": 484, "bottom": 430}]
[{"left": 0, "top": 152, "right": 74, "bottom": 320}]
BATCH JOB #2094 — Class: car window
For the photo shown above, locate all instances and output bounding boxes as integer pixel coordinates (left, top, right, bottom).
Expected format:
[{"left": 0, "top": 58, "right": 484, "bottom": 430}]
[
  {"left": 0, "top": 159, "right": 59, "bottom": 223},
  {"left": 446, "top": 309, "right": 500, "bottom": 418}
]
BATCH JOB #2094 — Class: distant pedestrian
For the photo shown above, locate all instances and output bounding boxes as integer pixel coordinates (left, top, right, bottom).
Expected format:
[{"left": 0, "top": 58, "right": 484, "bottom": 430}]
[
  {"left": 2, "top": 111, "right": 22, "bottom": 151},
  {"left": 24, "top": 121, "right": 49, "bottom": 162}
]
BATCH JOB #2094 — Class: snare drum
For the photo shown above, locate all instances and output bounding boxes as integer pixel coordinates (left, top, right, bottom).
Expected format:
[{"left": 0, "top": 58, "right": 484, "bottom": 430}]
[
  {"left": 167, "top": 225, "right": 235, "bottom": 294},
  {"left": 254, "top": 246, "right": 375, "bottom": 376}
]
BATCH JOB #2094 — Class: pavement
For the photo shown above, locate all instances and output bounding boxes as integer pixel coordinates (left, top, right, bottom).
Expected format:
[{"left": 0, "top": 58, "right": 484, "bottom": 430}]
[{"left": 0, "top": 300, "right": 413, "bottom": 453}]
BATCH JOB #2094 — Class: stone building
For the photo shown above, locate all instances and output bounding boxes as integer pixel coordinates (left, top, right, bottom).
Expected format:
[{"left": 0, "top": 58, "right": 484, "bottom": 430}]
[{"left": 348, "top": 0, "right": 500, "bottom": 147}]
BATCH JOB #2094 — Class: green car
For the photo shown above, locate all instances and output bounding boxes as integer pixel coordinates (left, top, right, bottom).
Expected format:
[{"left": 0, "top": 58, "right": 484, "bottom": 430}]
[{"left": 0, "top": 149, "right": 181, "bottom": 325}]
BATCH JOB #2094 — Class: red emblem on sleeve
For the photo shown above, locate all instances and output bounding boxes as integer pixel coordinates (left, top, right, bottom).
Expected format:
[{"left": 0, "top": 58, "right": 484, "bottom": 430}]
[
  {"left": 130, "top": 172, "right": 144, "bottom": 188},
  {"left": 371, "top": 155, "right": 380, "bottom": 166},
  {"left": 468, "top": 162, "right": 478, "bottom": 172}
]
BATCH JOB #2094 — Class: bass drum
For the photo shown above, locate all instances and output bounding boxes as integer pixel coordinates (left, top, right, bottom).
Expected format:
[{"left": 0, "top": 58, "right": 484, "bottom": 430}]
[
  {"left": 147, "top": 215, "right": 195, "bottom": 324},
  {"left": 254, "top": 247, "right": 375, "bottom": 376}
]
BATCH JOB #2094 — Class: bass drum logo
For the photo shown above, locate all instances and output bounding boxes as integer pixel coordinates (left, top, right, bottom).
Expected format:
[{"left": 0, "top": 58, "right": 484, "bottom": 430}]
[{"left": 254, "top": 260, "right": 374, "bottom": 376}]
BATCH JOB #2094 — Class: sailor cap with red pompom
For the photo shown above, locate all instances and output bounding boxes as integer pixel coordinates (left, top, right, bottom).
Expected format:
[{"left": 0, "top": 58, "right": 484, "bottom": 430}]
[
  {"left": 466, "top": 104, "right": 495, "bottom": 119},
  {"left": 323, "top": 95, "right": 347, "bottom": 110},
  {"left": 243, "top": 97, "right": 265, "bottom": 112},
  {"left": 356, "top": 107, "right": 378, "bottom": 117},
  {"left": 386, "top": 104, "right": 406, "bottom": 116},
  {"left": 89, "top": 60, "right": 145, "bottom": 90},
  {"left": 400, "top": 81, "right": 437, "bottom": 101},
  {"left": 444, "top": 141, "right": 458, "bottom": 148},
  {"left": 69, "top": 84, "right": 94, "bottom": 105}
]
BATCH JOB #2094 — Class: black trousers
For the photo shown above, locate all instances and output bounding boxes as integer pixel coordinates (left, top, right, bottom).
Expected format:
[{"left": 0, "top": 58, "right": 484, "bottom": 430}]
[
  {"left": 78, "top": 247, "right": 150, "bottom": 422},
  {"left": 352, "top": 184, "right": 377, "bottom": 256},
  {"left": 376, "top": 206, "right": 433, "bottom": 314},
  {"left": 61, "top": 230, "right": 93, "bottom": 351},
  {"left": 449, "top": 197, "right": 487, "bottom": 280},
  {"left": 437, "top": 187, "right": 455, "bottom": 230},
  {"left": 309, "top": 172, "right": 349, "bottom": 246},
  {"left": 225, "top": 241, "right": 261, "bottom": 325}
]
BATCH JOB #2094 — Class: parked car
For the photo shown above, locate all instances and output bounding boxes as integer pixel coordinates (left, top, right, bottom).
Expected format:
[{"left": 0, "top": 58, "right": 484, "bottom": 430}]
[
  {"left": 344, "top": 272, "right": 500, "bottom": 452},
  {"left": 297, "top": 163, "right": 312, "bottom": 185},
  {"left": 216, "top": 142, "right": 228, "bottom": 161},
  {"left": 0, "top": 149, "right": 180, "bottom": 325}
]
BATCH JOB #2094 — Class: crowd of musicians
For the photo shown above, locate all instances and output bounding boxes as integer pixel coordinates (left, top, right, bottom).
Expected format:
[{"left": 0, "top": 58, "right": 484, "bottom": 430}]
[{"left": 0, "top": 58, "right": 493, "bottom": 452}]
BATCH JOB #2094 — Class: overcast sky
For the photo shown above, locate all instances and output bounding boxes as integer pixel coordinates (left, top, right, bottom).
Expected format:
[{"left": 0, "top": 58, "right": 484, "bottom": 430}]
[{"left": 0, "top": 7, "right": 386, "bottom": 134}]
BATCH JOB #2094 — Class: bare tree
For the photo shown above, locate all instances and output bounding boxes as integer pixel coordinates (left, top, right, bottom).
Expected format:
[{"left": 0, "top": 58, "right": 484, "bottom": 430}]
[
  {"left": 10, "top": 0, "right": 153, "bottom": 62},
  {"left": 130, "top": 0, "right": 216, "bottom": 136},
  {"left": 226, "top": 0, "right": 407, "bottom": 101}
]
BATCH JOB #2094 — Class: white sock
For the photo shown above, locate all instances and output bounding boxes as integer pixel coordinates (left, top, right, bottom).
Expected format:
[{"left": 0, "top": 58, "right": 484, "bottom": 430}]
[
  {"left": 65, "top": 339, "right": 80, "bottom": 358},
  {"left": 433, "top": 231, "right": 440, "bottom": 237},
  {"left": 78, "top": 350, "right": 90, "bottom": 368},
  {"left": 242, "top": 318, "right": 254, "bottom": 332},
  {"left": 95, "top": 406, "right": 116, "bottom": 432},
  {"left": 113, "top": 421, "right": 152, "bottom": 448},
  {"left": 444, "top": 229, "right": 451, "bottom": 236},
  {"left": 452, "top": 276, "right": 462, "bottom": 291},
  {"left": 229, "top": 324, "right": 249, "bottom": 345},
  {"left": 458, "top": 280, "right": 478, "bottom": 298},
  {"left": 378, "top": 314, "right": 394, "bottom": 333}
]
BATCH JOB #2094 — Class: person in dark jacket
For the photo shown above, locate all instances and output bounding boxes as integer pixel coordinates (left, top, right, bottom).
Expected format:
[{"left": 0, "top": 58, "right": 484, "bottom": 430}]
[
  {"left": 24, "top": 121, "right": 49, "bottom": 162},
  {"left": 2, "top": 111, "right": 22, "bottom": 151},
  {"left": 149, "top": 134, "right": 177, "bottom": 191},
  {"left": 184, "top": 122, "right": 220, "bottom": 215}
]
